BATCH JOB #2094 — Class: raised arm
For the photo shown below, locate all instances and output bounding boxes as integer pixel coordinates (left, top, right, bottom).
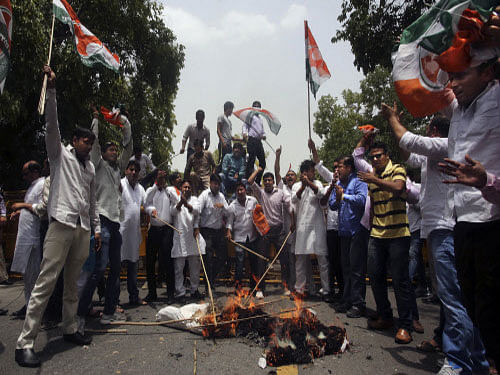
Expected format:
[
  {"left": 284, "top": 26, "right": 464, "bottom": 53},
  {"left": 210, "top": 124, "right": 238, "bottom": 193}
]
[
  {"left": 118, "top": 115, "right": 134, "bottom": 172},
  {"left": 44, "top": 66, "right": 62, "bottom": 162},
  {"left": 399, "top": 131, "right": 448, "bottom": 159},
  {"left": 352, "top": 145, "right": 373, "bottom": 173},
  {"left": 274, "top": 146, "right": 282, "bottom": 185},
  {"left": 89, "top": 108, "right": 103, "bottom": 167}
]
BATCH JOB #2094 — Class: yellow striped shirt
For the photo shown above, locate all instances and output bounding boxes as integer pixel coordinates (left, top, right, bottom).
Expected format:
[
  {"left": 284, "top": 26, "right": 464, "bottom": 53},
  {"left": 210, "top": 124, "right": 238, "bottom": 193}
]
[{"left": 369, "top": 160, "right": 410, "bottom": 239}]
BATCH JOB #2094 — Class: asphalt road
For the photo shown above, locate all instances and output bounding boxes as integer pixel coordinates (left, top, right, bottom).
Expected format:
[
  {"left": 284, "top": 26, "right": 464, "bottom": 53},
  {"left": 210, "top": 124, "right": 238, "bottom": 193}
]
[{"left": 0, "top": 281, "right": 442, "bottom": 375}]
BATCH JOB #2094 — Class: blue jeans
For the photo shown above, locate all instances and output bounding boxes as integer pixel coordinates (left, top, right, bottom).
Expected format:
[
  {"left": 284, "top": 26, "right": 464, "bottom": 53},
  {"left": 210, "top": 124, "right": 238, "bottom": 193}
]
[
  {"left": 367, "top": 236, "right": 415, "bottom": 330},
  {"left": 428, "top": 229, "right": 488, "bottom": 374},
  {"left": 408, "top": 230, "right": 426, "bottom": 289},
  {"left": 77, "top": 216, "right": 122, "bottom": 316}
]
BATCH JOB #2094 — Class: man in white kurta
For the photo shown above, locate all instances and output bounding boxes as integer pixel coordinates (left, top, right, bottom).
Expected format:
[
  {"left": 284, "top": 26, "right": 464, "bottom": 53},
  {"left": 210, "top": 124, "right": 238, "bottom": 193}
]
[
  {"left": 171, "top": 179, "right": 205, "bottom": 300},
  {"left": 10, "top": 162, "right": 45, "bottom": 306},
  {"left": 292, "top": 160, "right": 330, "bottom": 299},
  {"left": 120, "top": 161, "right": 146, "bottom": 305}
]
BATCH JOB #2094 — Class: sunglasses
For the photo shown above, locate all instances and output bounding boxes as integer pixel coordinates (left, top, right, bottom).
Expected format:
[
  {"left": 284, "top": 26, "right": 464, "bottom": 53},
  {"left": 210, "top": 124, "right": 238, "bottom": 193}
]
[{"left": 368, "top": 153, "right": 385, "bottom": 161}]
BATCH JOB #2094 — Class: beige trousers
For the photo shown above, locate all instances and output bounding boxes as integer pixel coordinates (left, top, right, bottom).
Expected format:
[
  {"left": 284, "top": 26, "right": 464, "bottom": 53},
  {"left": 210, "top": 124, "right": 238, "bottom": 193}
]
[
  {"left": 295, "top": 254, "right": 330, "bottom": 295},
  {"left": 17, "top": 221, "right": 90, "bottom": 349}
]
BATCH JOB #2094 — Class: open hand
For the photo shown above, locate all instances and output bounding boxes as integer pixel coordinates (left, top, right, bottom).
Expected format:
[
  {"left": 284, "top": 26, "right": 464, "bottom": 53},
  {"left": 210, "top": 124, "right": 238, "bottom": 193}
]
[
  {"left": 358, "top": 171, "right": 377, "bottom": 184},
  {"left": 438, "top": 154, "right": 487, "bottom": 188}
]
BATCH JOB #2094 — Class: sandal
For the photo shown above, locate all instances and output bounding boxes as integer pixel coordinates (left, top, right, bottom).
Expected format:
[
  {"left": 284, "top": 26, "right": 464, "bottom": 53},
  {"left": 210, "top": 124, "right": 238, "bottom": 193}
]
[{"left": 416, "top": 339, "right": 441, "bottom": 353}]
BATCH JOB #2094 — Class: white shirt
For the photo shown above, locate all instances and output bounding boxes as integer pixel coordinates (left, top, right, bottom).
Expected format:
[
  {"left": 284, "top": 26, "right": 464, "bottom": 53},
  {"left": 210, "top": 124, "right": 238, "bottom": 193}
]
[
  {"left": 226, "top": 196, "right": 259, "bottom": 243},
  {"left": 406, "top": 182, "right": 422, "bottom": 234},
  {"left": 197, "top": 188, "right": 228, "bottom": 230},
  {"left": 129, "top": 154, "right": 155, "bottom": 180},
  {"left": 120, "top": 178, "right": 146, "bottom": 262},
  {"left": 45, "top": 88, "right": 100, "bottom": 233},
  {"left": 145, "top": 184, "right": 173, "bottom": 226},
  {"left": 292, "top": 180, "right": 328, "bottom": 255},
  {"left": 90, "top": 116, "right": 133, "bottom": 223},
  {"left": 242, "top": 113, "right": 265, "bottom": 139},
  {"left": 277, "top": 180, "right": 296, "bottom": 250},
  {"left": 399, "top": 132, "right": 456, "bottom": 237},
  {"left": 11, "top": 177, "right": 45, "bottom": 274},
  {"left": 314, "top": 161, "right": 340, "bottom": 231},
  {"left": 171, "top": 196, "right": 205, "bottom": 258}
]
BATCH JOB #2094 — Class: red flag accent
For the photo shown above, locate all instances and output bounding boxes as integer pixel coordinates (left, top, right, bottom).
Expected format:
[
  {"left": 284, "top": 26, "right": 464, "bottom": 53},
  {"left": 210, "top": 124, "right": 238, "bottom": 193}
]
[{"left": 100, "top": 106, "right": 123, "bottom": 128}]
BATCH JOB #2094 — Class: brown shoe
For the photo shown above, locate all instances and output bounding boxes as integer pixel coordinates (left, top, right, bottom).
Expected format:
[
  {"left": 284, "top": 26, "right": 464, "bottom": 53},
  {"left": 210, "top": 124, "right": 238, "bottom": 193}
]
[
  {"left": 412, "top": 320, "right": 424, "bottom": 333},
  {"left": 367, "top": 317, "right": 394, "bottom": 331},
  {"left": 395, "top": 328, "right": 412, "bottom": 344}
]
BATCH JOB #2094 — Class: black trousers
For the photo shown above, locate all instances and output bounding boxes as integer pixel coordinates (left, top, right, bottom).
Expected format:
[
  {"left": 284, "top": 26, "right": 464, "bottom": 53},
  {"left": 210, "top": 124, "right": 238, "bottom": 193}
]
[
  {"left": 454, "top": 219, "right": 500, "bottom": 368},
  {"left": 245, "top": 137, "right": 266, "bottom": 185},
  {"left": 327, "top": 229, "right": 343, "bottom": 295},
  {"left": 201, "top": 227, "right": 228, "bottom": 286},
  {"left": 146, "top": 226, "right": 174, "bottom": 298}
]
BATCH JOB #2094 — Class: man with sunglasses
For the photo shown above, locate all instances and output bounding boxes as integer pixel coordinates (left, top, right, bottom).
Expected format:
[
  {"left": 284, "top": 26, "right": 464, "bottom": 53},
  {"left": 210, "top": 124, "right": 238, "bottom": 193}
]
[{"left": 356, "top": 141, "right": 417, "bottom": 345}]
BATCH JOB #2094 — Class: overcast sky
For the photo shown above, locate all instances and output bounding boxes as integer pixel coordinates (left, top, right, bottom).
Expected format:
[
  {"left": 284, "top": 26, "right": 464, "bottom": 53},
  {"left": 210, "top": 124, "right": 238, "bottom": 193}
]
[{"left": 160, "top": 0, "right": 364, "bottom": 173}]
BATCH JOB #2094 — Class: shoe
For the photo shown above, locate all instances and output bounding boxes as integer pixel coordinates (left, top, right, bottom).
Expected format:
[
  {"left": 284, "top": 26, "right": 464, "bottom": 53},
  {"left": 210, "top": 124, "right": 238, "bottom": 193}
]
[
  {"left": 190, "top": 291, "right": 204, "bottom": 301},
  {"left": 0, "top": 308, "right": 8, "bottom": 315},
  {"left": 63, "top": 332, "right": 92, "bottom": 346},
  {"left": 416, "top": 339, "right": 441, "bottom": 353},
  {"left": 77, "top": 316, "right": 86, "bottom": 335},
  {"left": 395, "top": 328, "right": 412, "bottom": 344},
  {"left": 334, "top": 302, "right": 350, "bottom": 313},
  {"left": 346, "top": 306, "right": 365, "bottom": 318},
  {"left": 423, "top": 294, "right": 440, "bottom": 304},
  {"left": 129, "top": 298, "right": 147, "bottom": 306},
  {"left": 166, "top": 295, "right": 175, "bottom": 305},
  {"left": 414, "top": 287, "right": 427, "bottom": 298},
  {"left": 100, "top": 312, "right": 126, "bottom": 325},
  {"left": 437, "top": 359, "right": 463, "bottom": 374},
  {"left": 0, "top": 279, "right": 13, "bottom": 285},
  {"left": 283, "top": 289, "right": 291, "bottom": 296},
  {"left": 413, "top": 320, "right": 424, "bottom": 333},
  {"left": 367, "top": 317, "right": 394, "bottom": 331},
  {"left": 256, "top": 291, "right": 264, "bottom": 299},
  {"left": 322, "top": 293, "right": 335, "bottom": 303},
  {"left": 12, "top": 305, "right": 26, "bottom": 318},
  {"left": 15, "top": 348, "right": 40, "bottom": 367},
  {"left": 144, "top": 294, "right": 158, "bottom": 303}
]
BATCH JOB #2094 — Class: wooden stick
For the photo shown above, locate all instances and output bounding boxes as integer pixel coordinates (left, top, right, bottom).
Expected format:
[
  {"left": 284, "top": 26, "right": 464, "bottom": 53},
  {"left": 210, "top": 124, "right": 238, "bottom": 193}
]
[
  {"left": 229, "top": 239, "right": 269, "bottom": 261},
  {"left": 152, "top": 215, "right": 182, "bottom": 234},
  {"left": 86, "top": 328, "right": 127, "bottom": 333},
  {"left": 38, "top": 14, "right": 56, "bottom": 116},
  {"left": 196, "top": 236, "right": 217, "bottom": 327},
  {"left": 193, "top": 340, "right": 197, "bottom": 375},
  {"left": 244, "top": 230, "right": 292, "bottom": 306},
  {"left": 198, "top": 303, "right": 320, "bottom": 328}
]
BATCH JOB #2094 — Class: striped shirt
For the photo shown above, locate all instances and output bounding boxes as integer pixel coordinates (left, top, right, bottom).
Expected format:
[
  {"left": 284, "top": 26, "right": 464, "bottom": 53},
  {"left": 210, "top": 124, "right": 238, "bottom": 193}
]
[{"left": 369, "top": 160, "right": 410, "bottom": 239}]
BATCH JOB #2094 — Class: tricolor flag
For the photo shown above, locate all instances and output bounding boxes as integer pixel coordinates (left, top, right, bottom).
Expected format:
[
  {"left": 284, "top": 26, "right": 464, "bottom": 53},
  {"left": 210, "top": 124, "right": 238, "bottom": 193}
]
[
  {"left": 392, "top": 0, "right": 497, "bottom": 117},
  {"left": 53, "top": 0, "right": 120, "bottom": 72},
  {"left": 304, "top": 21, "right": 331, "bottom": 99},
  {"left": 233, "top": 107, "right": 281, "bottom": 135},
  {"left": 0, "top": 0, "right": 12, "bottom": 93},
  {"left": 100, "top": 106, "right": 123, "bottom": 127}
]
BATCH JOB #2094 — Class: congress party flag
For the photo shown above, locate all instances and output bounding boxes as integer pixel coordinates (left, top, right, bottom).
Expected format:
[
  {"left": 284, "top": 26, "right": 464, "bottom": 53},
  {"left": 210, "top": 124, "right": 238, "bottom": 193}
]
[{"left": 304, "top": 20, "right": 331, "bottom": 99}]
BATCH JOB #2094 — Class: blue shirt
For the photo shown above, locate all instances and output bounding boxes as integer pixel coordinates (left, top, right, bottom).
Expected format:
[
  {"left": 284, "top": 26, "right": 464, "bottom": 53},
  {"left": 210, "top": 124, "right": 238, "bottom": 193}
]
[
  {"left": 329, "top": 173, "right": 367, "bottom": 237},
  {"left": 222, "top": 153, "right": 246, "bottom": 181}
]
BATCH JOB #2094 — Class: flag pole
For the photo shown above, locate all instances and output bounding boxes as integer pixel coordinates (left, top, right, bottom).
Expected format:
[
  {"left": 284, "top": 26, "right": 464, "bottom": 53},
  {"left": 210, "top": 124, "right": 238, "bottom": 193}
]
[
  {"left": 38, "top": 14, "right": 56, "bottom": 116},
  {"left": 304, "top": 20, "right": 312, "bottom": 140}
]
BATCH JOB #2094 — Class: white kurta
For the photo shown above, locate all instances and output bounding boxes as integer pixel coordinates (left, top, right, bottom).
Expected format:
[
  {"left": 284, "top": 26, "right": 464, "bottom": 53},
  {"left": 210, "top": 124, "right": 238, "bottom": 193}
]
[
  {"left": 11, "top": 177, "right": 45, "bottom": 274},
  {"left": 278, "top": 180, "right": 296, "bottom": 253},
  {"left": 292, "top": 180, "right": 327, "bottom": 256},
  {"left": 120, "top": 178, "right": 146, "bottom": 262},
  {"left": 171, "top": 196, "right": 206, "bottom": 258}
]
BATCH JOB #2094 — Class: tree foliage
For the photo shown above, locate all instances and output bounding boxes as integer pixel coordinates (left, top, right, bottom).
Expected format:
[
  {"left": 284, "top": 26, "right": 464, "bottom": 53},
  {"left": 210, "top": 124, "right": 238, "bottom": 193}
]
[
  {"left": 313, "top": 66, "right": 427, "bottom": 170},
  {"left": 0, "top": 0, "right": 184, "bottom": 189},
  {"left": 332, "top": 0, "right": 427, "bottom": 74}
]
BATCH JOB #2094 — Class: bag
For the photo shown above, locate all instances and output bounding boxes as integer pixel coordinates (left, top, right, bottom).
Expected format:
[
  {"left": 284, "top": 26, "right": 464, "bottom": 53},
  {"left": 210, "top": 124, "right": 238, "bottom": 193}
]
[{"left": 253, "top": 204, "right": 270, "bottom": 236}]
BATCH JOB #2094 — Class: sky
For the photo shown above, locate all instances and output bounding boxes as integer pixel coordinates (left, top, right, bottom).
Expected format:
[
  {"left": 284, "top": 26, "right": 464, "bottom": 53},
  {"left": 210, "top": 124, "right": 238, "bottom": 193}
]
[{"left": 160, "top": 0, "right": 365, "bottom": 173}]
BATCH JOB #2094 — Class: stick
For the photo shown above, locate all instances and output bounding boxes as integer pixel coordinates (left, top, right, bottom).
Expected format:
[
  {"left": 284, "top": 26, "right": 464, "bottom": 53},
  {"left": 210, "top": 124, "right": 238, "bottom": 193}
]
[
  {"left": 38, "top": 14, "right": 56, "bottom": 116},
  {"left": 229, "top": 239, "right": 269, "bottom": 262},
  {"left": 264, "top": 139, "right": 276, "bottom": 154},
  {"left": 198, "top": 303, "right": 321, "bottom": 328},
  {"left": 196, "top": 235, "right": 217, "bottom": 327},
  {"left": 193, "top": 340, "right": 197, "bottom": 375},
  {"left": 152, "top": 215, "right": 182, "bottom": 234},
  {"left": 244, "top": 231, "right": 292, "bottom": 306},
  {"left": 86, "top": 328, "right": 127, "bottom": 334}
]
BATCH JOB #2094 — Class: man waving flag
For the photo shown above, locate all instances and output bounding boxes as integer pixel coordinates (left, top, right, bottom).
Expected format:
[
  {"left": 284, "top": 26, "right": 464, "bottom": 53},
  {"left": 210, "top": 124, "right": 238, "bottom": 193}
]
[
  {"left": 53, "top": 0, "right": 120, "bottom": 72},
  {"left": 0, "top": 0, "right": 12, "bottom": 93},
  {"left": 304, "top": 20, "right": 331, "bottom": 99}
]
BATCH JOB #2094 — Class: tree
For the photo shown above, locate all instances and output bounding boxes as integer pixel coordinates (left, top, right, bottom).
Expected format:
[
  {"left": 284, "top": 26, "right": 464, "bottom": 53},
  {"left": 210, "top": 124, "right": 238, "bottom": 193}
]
[
  {"left": 313, "top": 66, "right": 427, "bottom": 170},
  {"left": 332, "top": 0, "right": 427, "bottom": 74},
  {"left": 0, "top": 0, "right": 184, "bottom": 189}
]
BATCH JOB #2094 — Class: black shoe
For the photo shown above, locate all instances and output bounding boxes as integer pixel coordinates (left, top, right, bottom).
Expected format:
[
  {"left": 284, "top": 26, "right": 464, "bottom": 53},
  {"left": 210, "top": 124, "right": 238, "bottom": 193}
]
[
  {"left": 334, "top": 302, "right": 350, "bottom": 313},
  {"left": 175, "top": 295, "right": 186, "bottom": 305},
  {"left": 144, "top": 293, "right": 158, "bottom": 303},
  {"left": 0, "top": 308, "right": 8, "bottom": 315},
  {"left": 166, "top": 295, "right": 175, "bottom": 305},
  {"left": 190, "top": 291, "right": 204, "bottom": 301},
  {"left": 322, "top": 293, "right": 335, "bottom": 303},
  {"left": 422, "top": 294, "right": 439, "bottom": 305},
  {"left": 346, "top": 305, "right": 365, "bottom": 318},
  {"left": 15, "top": 348, "right": 41, "bottom": 367},
  {"left": 0, "top": 279, "right": 13, "bottom": 285},
  {"left": 12, "top": 305, "right": 26, "bottom": 318},
  {"left": 63, "top": 332, "right": 92, "bottom": 346},
  {"left": 414, "top": 287, "right": 427, "bottom": 298}
]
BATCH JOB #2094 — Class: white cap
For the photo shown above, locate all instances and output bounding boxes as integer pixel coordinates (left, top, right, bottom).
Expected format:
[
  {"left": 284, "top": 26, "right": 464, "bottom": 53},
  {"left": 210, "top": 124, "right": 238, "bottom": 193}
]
[{"left": 470, "top": 46, "right": 500, "bottom": 67}]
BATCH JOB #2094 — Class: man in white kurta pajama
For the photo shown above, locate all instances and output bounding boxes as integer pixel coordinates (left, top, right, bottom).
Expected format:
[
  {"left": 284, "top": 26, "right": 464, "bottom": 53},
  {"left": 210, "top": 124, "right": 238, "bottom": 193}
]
[
  {"left": 10, "top": 162, "right": 45, "bottom": 306},
  {"left": 292, "top": 160, "right": 330, "bottom": 300},
  {"left": 171, "top": 180, "right": 205, "bottom": 300},
  {"left": 120, "top": 161, "right": 146, "bottom": 305}
]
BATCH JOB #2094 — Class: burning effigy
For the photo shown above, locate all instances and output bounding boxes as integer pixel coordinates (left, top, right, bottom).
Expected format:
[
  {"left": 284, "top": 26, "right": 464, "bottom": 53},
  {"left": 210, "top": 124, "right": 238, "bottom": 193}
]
[{"left": 158, "top": 290, "right": 349, "bottom": 367}]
